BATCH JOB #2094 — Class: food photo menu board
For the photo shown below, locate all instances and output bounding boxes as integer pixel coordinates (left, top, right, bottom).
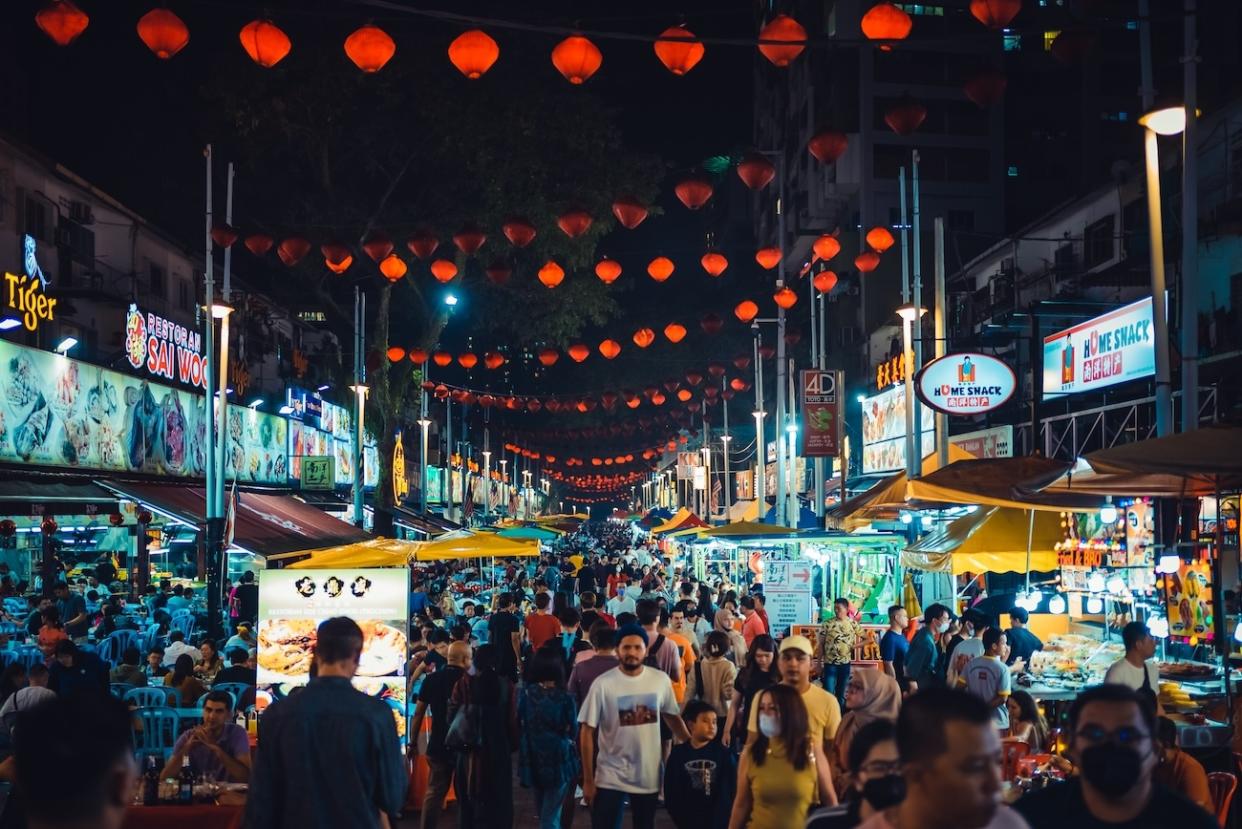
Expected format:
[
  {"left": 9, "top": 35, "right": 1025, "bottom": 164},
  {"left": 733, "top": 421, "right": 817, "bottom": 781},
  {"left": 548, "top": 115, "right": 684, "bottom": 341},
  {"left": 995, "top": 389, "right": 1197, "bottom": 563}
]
[{"left": 257, "top": 568, "right": 410, "bottom": 743}]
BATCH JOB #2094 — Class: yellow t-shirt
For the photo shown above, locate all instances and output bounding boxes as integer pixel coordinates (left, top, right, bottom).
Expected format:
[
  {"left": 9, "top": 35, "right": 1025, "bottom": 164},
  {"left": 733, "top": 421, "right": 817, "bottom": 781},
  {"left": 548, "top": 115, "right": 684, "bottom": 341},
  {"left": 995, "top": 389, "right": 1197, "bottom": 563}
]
[
  {"left": 744, "top": 739, "right": 818, "bottom": 828},
  {"left": 747, "top": 682, "right": 841, "bottom": 745},
  {"left": 567, "top": 555, "right": 584, "bottom": 575}
]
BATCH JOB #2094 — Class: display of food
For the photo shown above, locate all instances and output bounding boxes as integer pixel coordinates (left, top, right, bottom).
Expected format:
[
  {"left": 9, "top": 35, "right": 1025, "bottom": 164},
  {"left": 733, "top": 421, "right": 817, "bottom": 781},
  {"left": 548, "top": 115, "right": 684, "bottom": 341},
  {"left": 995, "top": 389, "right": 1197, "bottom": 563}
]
[
  {"left": 258, "top": 617, "right": 407, "bottom": 680},
  {"left": 1158, "top": 661, "right": 1217, "bottom": 679},
  {"left": 1158, "top": 681, "right": 1201, "bottom": 713},
  {"left": 1028, "top": 634, "right": 1124, "bottom": 685}
]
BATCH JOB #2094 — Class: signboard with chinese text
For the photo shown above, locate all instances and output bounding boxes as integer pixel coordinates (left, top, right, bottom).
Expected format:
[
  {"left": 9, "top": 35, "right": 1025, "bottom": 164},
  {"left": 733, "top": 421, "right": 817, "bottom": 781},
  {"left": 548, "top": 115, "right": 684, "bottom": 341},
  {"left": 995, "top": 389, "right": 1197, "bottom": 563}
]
[
  {"left": 1042, "top": 297, "right": 1156, "bottom": 399},
  {"left": 300, "top": 455, "right": 334, "bottom": 490},
  {"left": 799, "top": 369, "right": 841, "bottom": 457},
  {"left": 915, "top": 353, "right": 1016, "bottom": 416}
]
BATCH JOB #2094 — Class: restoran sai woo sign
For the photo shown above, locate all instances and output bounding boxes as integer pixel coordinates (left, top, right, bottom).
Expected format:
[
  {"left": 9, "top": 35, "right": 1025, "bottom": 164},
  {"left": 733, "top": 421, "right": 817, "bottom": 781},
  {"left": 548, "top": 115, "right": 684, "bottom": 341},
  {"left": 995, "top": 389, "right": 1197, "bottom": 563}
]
[
  {"left": 915, "top": 353, "right": 1016, "bottom": 416},
  {"left": 124, "top": 303, "right": 208, "bottom": 390}
]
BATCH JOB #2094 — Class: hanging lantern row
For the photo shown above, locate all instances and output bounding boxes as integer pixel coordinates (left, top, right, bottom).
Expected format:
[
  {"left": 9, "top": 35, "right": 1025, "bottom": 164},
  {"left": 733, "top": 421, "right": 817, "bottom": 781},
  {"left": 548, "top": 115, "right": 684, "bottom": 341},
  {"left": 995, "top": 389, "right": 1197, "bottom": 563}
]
[{"left": 418, "top": 380, "right": 744, "bottom": 417}]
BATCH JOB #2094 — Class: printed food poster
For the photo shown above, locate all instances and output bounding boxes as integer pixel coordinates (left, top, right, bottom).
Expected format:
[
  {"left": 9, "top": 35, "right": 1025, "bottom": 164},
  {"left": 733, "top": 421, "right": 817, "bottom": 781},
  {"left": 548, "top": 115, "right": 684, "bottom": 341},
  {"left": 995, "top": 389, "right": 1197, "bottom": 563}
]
[
  {"left": 0, "top": 338, "right": 287, "bottom": 483},
  {"left": 257, "top": 568, "right": 409, "bottom": 741},
  {"left": 1164, "top": 559, "right": 1214, "bottom": 641}
]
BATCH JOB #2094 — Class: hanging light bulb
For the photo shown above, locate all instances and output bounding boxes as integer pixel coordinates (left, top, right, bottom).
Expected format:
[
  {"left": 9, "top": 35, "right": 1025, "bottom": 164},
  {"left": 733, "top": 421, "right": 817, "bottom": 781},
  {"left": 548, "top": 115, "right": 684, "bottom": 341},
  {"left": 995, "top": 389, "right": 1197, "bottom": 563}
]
[
  {"left": 1148, "top": 616, "right": 1170, "bottom": 639},
  {"left": 1106, "top": 576, "right": 1127, "bottom": 595},
  {"left": 899, "top": 512, "right": 913, "bottom": 524},
  {"left": 1087, "top": 572, "right": 1106, "bottom": 593},
  {"left": 1086, "top": 597, "right": 1104, "bottom": 614},
  {"left": 1048, "top": 595, "right": 1067, "bottom": 615},
  {"left": 920, "top": 515, "right": 933, "bottom": 528},
  {"left": 1157, "top": 554, "right": 1181, "bottom": 575},
  {"left": 1099, "top": 496, "right": 1118, "bottom": 525}
]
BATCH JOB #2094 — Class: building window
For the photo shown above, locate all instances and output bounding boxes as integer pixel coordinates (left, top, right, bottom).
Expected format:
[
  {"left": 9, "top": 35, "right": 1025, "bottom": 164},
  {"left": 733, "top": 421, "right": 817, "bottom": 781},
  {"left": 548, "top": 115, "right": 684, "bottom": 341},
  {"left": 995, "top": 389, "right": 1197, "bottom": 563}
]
[
  {"left": 948, "top": 210, "right": 974, "bottom": 231},
  {"left": 177, "top": 278, "right": 192, "bottom": 312},
  {"left": 896, "top": 4, "right": 943, "bottom": 15},
  {"left": 1043, "top": 31, "right": 1060, "bottom": 51},
  {"left": 1003, "top": 33, "right": 1022, "bottom": 51},
  {"left": 1007, "top": 165, "right": 1019, "bottom": 178},
  {"left": 1083, "top": 214, "right": 1115, "bottom": 269},
  {"left": 23, "top": 195, "right": 50, "bottom": 242},
  {"left": 149, "top": 264, "right": 166, "bottom": 298}
]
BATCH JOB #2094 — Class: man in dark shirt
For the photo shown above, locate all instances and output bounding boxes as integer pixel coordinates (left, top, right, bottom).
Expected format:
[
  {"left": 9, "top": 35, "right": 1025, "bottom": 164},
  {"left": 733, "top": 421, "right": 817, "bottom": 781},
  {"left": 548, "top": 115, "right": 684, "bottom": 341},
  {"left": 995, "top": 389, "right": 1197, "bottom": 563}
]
[
  {"left": 245, "top": 617, "right": 406, "bottom": 829},
  {"left": 54, "top": 582, "right": 89, "bottom": 638},
  {"left": 411, "top": 641, "right": 469, "bottom": 829},
  {"left": 49, "top": 640, "right": 109, "bottom": 699},
  {"left": 488, "top": 592, "right": 522, "bottom": 682},
  {"left": 213, "top": 647, "right": 258, "bottom": 687},
  {"left": 232, "top": 571, "right": 259, "bottom": 626},
  {"left": 568, "top": 625, "right": 620, "bottom": 707},
  {"left": 879, "top": 604, "right": 910, "bottom": 690},
  {"left": 1014, "top": 684, "right": 1218, "bottom": 829},
  {"left": 577, "top": 559, "right": 598, "bottom": 597},
  {"left": 24, "top": 596, "right": 51, "bottom": 637},
  {"left": 1005, "top": 606, "right": 1043, "bottom": 668}
]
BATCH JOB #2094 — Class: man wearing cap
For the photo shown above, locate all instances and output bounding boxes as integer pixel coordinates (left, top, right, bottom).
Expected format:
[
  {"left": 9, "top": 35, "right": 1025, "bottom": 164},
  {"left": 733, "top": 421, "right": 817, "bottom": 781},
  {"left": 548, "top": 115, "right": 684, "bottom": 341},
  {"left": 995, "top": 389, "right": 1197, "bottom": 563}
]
[
  {"left": 746, "top": 634, "right": 841, "bottom": 805},
  {"left": 579, "top": 623, "right": 690, "bottom": 829}
]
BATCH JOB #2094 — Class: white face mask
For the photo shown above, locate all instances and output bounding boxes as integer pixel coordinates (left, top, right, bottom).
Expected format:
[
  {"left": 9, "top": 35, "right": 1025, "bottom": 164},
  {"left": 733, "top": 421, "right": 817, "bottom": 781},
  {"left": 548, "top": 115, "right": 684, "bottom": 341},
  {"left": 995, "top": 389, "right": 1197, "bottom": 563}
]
[
  {"left": 758, "top": 713, "right": 781, "bottom": 738},
  {"left": 939, "top": 620, "right": 951, "bottom": 633}
]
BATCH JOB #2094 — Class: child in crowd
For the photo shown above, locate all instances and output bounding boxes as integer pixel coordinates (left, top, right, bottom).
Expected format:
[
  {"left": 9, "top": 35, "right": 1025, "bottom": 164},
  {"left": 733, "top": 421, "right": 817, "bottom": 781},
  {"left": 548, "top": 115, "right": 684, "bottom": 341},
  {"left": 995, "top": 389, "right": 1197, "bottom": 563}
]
[{"left": 663, "top": 700, "right": 735, "bottom": 829}]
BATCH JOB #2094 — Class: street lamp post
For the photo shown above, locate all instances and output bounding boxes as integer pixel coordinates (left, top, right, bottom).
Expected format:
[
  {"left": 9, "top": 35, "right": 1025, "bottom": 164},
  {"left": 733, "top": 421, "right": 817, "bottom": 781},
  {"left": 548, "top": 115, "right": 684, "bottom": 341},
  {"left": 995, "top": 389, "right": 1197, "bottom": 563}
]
[
  {"left": 896, "top": 303, "right": 927, "bottom": 479},
  {"left": 417, "top": 416, "right": 431, "bottom": 515}
]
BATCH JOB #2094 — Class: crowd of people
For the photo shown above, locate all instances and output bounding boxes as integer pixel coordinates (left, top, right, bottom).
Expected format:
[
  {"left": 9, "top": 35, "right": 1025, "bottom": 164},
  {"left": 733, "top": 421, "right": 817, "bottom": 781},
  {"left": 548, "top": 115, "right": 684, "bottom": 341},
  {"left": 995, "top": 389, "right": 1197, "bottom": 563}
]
[{"left": 0, "top": 523, "right": 1227, "bottom": 829}]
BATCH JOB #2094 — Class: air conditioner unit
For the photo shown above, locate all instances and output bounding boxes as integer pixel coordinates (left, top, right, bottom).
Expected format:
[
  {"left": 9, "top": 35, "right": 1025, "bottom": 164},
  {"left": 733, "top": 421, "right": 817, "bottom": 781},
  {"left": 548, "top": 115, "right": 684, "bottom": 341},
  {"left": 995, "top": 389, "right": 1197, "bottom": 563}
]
[{"left": 68, "top": 201, "right": 94, "bottom": 225}]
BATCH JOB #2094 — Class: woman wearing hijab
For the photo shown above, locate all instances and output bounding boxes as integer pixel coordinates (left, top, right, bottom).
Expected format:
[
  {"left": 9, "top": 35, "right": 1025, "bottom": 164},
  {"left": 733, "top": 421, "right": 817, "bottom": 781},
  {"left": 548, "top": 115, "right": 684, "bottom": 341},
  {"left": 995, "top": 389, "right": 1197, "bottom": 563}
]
[{"left": 830, "top": 667, "right": 901, "bottom": 791}]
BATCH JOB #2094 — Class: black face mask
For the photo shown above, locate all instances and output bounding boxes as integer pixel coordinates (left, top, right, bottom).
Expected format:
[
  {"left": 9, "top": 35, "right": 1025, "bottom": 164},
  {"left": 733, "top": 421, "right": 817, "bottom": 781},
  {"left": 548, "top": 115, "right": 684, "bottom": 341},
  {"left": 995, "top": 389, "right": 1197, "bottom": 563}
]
[
  {"left": 861, "top": 775, "right": 907, "bottom": 810},
  {"left": 1079, "top": 744, "right": 1144, "bottom": 797}
]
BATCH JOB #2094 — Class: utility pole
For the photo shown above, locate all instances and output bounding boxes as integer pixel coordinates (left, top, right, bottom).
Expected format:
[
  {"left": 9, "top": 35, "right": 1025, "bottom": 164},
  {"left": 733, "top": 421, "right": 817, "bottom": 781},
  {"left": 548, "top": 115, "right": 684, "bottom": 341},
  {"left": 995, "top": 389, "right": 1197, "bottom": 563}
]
[
  {"left": 1181, "top": 0, "right": 1199, "bottom": 431},
  {"left": 934, "top": 218, "right": 949, "bottom": 469},
  {"left": 910, "top": 151, "right": 923, "bottom": 477}
]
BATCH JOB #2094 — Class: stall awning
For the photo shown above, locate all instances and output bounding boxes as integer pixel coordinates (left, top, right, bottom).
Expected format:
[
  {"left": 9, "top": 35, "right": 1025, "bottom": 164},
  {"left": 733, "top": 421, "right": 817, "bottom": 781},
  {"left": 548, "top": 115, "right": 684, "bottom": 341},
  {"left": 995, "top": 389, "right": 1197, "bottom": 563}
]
[
  {"left": 901, "top": 507, "right": 1062, "bottom": 575},
  {"left": 281, "top": 538, "right": 423, "bottom": 570},
  {"left": 727, "top": 499, "right": 759, "bottom": 523},
  {"left": 905, "top": 457, "right": 1104, "bottom": 512},
  {"left": 496, "top": 525, "right": 561, "bottom": 541},
  {"left": 701, "top": 520, "right": 798, "bottom": 539},
  {"left": 391, "top": 505, "right": 451, "bottom": 537},
  {"left": 100, "top": 482, "right": 370, "bottom": 556},
  {"left": 412, "top": 531, "right": 539, "bottom": 560},
  {"left": 1083, "top": 425, "right": 1242, "bottom": 492},
  {"left": 0, "top": 477, "right": 119, "bottom": 516},
  {"left": 829, "top": 446, "right": 974, "bottom": 529}
]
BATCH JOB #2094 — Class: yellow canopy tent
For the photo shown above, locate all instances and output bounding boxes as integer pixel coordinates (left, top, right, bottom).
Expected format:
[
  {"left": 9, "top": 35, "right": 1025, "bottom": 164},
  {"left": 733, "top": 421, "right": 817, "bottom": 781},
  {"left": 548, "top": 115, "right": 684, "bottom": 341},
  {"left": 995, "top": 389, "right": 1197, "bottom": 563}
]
[
  {"left": 727, "top": 499, "right": 759, "bottom": 523},
  {"left": 413, "top": 531, "right": 539, "bottom": 561},
  {"left": 901, "top": 507, "right": 1062, "bottom": 575},
  {"left": 651, "top": 508, "right": 695, "bottom": 534},
  {"left": 904, "top": 456, "right": 1103, "bottom": 512},
  {"left": 282, "top": 538, "right": 425, "bottom": 570},
  {"left": 829, "top": 445, "right": 974, "bottom": 530},
  {"left": 666, "top": 525, "right": 707, "bottom": 540},
  {"left": 700, "top": 520, "right": 797, "bottom": 538}
]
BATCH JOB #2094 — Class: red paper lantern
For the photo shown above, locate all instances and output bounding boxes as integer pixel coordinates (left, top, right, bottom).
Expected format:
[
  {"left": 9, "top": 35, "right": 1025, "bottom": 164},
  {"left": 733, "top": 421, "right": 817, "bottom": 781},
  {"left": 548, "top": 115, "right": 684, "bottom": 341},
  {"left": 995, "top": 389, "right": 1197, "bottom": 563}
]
[
  {"left": 485, "top": 260, "right": 512, "bottom": 286},
  {"left": 108, "top": 512, "right": 125, "bottom": 527},
  {"left": 40, "top": 518, "right": 58, "bottom": 535},
  {"left": 757, "top": 14, "right": 806, "bottom": 67},
  {"left": 647, "top": 257, "right": 675, "bottom": 282},
  {"left": 568, "top": 344, "right": 591, "bottom": 363},
  {"left": 211, "top": 223, "right": 239, "bottom": 248},
  {"left": 885, "top": 96, "right": 927, "bottom": 136},
  {"left": 663, "top": 323, "right": 687, "bottom": 343},
  {"left": 737, "top": 154, "right": 776, "bottom": 190},
  {"left": 595, "top": 258, "right": 622, "bottom": 284},
  {"left": 964, "top": 67, "right": 1007, "bottom": 108},
  {"left": 277, "top": 237, "right": 311, "bottom": 267},
  {"left": 626, "top": 394, "right": 641, "bottom": 410},
  {"left": 552, "top": 35, "right": 602, "bottom": 84},
  {"left": 812, "top": 235, "right": 841, "bottom": 261},
  {"left": 813, "top": 271, "right": 839, "bottom": 293},
  {"left": 452, "top": 224, "right": 487, "bottom": 255},
  {"left": 860, "top": 3, "right": 913, "bottom": 49},
  {"left": 432, "top": 351, "right": 453, "bottom": 367},
  {"left": 344, "top": 25, "right": 396, "bottom": 73},
  {"left": 244, "top": 233, "right": 273, "bottom": 256},
  {"left": 501, "top": 218, "right": 536, "bottom": 248},
  {"left": 759, "top": 344, "right": 777, "bottom": 360},
  {"left": 599, "top": 339, "right": 621, "bottom": 360},
  {"left": 633, "top": 328, "right": 656, "bottom": 349},
  {"left": 538, "top": 260, "right": 565, "bottom": 288},
  {"left": 557, "top": 209, "right": 593, "bottom": 238},
  {"left": 362, "top": 232, "right": 394, "bottom": 262},
  {"left": 537, "top": 348, "right": 559, "bottom": 366},
  {"left": 700, "top": 313, "right": 723, "bottom": 335},
  {"left": 773, "top": 287, "right": 798, "bottom": 309},
  {"left": 866, "top": 226, "right": 895, "bottom": 253},
  {"left": 458, "top": 352, "right": 478, "bottom": 369},
  {"left": 484, "top": 352, "right": 505, "bottom": 370},
  {"left": 855, "top": 251, "right": 881, "bottom": 272},
  {"left": 707, "top": 363, "right": 726, "bottom": 378},
  {"left": 448, "top": 29, "right": 499, "bottom": 78},
  {"left": 239, "top": 19, "right": 291, "bottom": 67},
  {"left": 137, "top": 8, "right": 190, "bottom": 59},
  {"left": 612, "top": 196, "right": 649, "bottom": 229},
  {"left": 734, "top": 300, "right": 759, "bottom": 323},
  {"left": 527, "top": 399, "right": 543, "bottom": 413},
  {"left": 674, "top": 176, "right": 713, "bottom": 210},
  {"left": 700, "top": 251, "right": 729, "bottom": 277},
  {"left": 785, "top": 329, "right": 802, "bottom": 347},
  {"left": 387, "top": 346, "right": 406, "bottom": 362},
  {"left": 653, "top": 25, "right": 704, "bottom": 75},
  {"left": 36, "top": 1, "right": 90, "bottom": 47},
  {"left": 406, "top": 230, "right": 439, "bottom": 259},
  {"left": 733, "top": 353, "right": 752, "bottom": 370},
  {"left": 601, "top": 391, "right": 619, "bottom": 410},
  {"left": 433, "top": 383, "right": 450, "bottom": 397},
  {"left": 409, "top": 348, "right": 428, "bottom": 364},
  {"left": 430, "top": 260, "right": 458, "bottom": 283},
  {"left": 379, "top": 254, "right": 407, "bottom": 282},
  {"left": 970, "top": 0, "right": 1021, "bottom": 29},
  {"left": 808, "top": 130, "right": 849, "bottom": 164},
  {"left": 755, "top": 247, "right": 781, "bottom": 270},
  {"left": 677, "top": 389, "right": 693, "bottom": 403}
]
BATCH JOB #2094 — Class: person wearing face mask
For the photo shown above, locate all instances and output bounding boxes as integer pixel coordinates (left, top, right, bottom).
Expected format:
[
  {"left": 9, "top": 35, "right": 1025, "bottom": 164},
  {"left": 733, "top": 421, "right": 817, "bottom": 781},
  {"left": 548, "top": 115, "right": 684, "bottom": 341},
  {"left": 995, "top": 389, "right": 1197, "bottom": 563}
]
[
  {"left": 1014, "top": 684, "right": 1217, "bottom": 829},
  {"left": 830, "top": 669, "right": 901, "bottom": 791},
  {"left": 906, "top": 604, "right": 951, "bottom": 692},
  {"left": 807, "top": 720, "right": 903, "bottom": 829},
  {"left": 856, "top": 687, "right": 1028, "bottom": 829}
]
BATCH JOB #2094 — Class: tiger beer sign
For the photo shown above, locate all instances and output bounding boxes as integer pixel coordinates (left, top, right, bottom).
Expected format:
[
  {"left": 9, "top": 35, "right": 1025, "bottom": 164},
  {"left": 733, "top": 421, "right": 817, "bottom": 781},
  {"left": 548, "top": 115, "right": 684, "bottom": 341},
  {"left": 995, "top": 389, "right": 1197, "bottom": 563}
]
[
  {"left": 915, "top": 353, "right": 1016, "bottom": 416},
  {"left": 799, "top": 370, "right": 841, "bottom": 457}
]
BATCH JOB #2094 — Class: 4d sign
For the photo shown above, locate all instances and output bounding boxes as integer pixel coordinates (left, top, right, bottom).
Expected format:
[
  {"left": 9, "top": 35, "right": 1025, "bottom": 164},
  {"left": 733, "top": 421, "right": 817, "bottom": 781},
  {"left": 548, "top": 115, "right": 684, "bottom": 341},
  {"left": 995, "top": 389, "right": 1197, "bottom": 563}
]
[
  {"left": 915, "top": 353, "right": 1016, "bottom": 416},
  {"left": 5, "top": 235, "right": 56, "bottom": 332}
]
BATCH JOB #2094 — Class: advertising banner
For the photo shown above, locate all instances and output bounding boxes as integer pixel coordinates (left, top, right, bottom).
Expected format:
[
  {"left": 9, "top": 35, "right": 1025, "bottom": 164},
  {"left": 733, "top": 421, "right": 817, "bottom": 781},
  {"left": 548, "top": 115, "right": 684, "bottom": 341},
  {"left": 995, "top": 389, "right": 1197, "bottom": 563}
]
[
  {"left": 861, "top": 385, "right": 934, "bottom": 474},
  {"left": 300, "top": 456, "right": 334, "bottom": 490},
  {"left": 950, "top": 425, "right": 1014, "bottom": 459},
  {"left": 1042, "top": 297, "right": 1156, "bottom": 399},
  {"left": 915, "top": 353, "right": 1016, "bottom": 416},
  {"left": 257, "top": 567, "right": 409, "bottom": 742},
  {"left": 799, "top": 369, "right": 841, "bottom": 457},
  {"left": 1165, "top": 558, "right": 1214, "bottom": 642},
  {"left": 0, "top": 338, "right": 286, "bottom": 483}
]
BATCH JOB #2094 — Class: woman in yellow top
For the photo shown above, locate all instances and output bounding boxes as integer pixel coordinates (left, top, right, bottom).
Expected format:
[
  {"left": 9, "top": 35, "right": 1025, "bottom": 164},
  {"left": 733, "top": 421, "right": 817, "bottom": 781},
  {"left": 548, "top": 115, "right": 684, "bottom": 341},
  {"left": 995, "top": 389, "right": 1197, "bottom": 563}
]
[{"left": 729, "top": 684, "right": 836, "bottom": 828}]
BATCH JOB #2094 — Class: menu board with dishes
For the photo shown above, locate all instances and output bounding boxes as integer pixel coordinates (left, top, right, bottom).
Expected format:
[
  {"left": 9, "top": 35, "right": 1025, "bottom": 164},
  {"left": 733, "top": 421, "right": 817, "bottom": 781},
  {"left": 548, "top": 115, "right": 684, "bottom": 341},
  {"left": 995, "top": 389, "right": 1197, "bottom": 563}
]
[
  {"left": 257, "top": 567, "right": 409, "bottom": 743},
  {"left": 861, "top": 385, "right": 934, "bottom": 474},
  {"left": 0, "top": 337, "right": 287, "bottom": 483},
  {"left": 1164, "top": 558, "right": 1214, "bottom": 642}
]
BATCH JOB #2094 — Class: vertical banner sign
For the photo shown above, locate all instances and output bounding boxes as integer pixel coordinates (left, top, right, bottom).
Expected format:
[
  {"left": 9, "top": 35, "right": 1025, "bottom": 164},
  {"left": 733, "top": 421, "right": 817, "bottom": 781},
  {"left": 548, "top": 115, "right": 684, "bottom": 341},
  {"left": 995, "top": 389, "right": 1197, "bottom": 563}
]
[
  {"left": 800, "top": 369, "right": 839, "bottom": 457},
  {"left": 392, "top": 432, "right": 409, "bottom": 501}
]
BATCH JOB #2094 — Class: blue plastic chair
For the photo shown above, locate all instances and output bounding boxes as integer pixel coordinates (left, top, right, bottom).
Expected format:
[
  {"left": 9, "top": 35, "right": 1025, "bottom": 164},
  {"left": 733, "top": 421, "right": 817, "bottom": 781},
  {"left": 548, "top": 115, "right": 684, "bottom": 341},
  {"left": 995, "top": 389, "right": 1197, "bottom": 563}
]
[
  {"left": 125, "top": 686, "right": 178, "bottom": 709},
  {"left": 0, "top": 622, "right": 19, "bottom": 638},
  {"left": 141, "top": 624, "right": 163, "bottom": 654},
  {"left": 169, "top": 615, "right": 195, "bottom": 639},
  {"left": 15, "top": 649, "right": 43, "bottom": 672},
  {"left": 3, "top": 599, "right": 27, "bottom": 618},
  {"left": 110, "top": 682, "right": 135, "bottom": 700},
  {"left": 132, "top": 706, "right": 180, "bottom": 763},
  {"left": 99, "top": 630, "right": 141, "bottom": 664},
  {"left": 211, "top": 682, "right": 253, "bottom": 710}
]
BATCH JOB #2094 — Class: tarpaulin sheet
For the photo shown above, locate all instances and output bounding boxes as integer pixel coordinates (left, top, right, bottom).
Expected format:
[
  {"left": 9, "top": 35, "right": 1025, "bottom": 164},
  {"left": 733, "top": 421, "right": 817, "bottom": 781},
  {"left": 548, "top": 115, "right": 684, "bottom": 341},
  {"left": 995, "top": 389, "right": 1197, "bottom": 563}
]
[{"left": 902, "top": 507, "right": 1062, "bottom": 575}]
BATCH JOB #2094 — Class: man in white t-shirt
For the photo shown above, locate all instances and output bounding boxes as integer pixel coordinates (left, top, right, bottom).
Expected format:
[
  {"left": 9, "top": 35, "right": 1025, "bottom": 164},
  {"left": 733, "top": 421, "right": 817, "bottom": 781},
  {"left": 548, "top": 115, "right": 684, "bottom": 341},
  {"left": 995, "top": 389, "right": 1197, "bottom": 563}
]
[
  {"left": 857, "top": 687, "right": 1030, "bottom": 829},
  {"left": 949, "top": 614, "right": 988, "bottom": 689},
  {"left": 579, "top": 623, "right": 690, "bottom": 829},
  {"left": 963, "top": 629, "right": 1012, "bottom": 729},
  {"left": 607, "top": 583, "right": 639, "bottom": 617},
  {"left": 1103, "top": 621, "right": 1162, "bottom": 713},
  {"left": 0, "top": 663, "right": 55, "bottom": 735}
]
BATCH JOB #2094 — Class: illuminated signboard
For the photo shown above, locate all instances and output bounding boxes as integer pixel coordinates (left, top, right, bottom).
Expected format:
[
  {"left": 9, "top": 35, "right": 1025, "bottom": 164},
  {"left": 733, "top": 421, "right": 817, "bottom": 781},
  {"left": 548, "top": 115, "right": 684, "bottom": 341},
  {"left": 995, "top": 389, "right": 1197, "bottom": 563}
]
[
  {"left": 124, "top": 303, "right": 207, "bottom": 390},
  {"left": 915, "top": 353, "right": 1017, "bottom": 416},
  {"left": 1042, "top": 297, "right": 1155, "bottom": 400},
  {"left": 875, "top": 351, "right": 907, "bottom": 389},
  {"left": 861, "top": 384, "right": 934, "bottom": 474},
  {"left": 285, "top": 386, "right": 323, "bottom": 428},
  {"left": 4, "top": 235, "right": 56, "bottom": 332}
]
